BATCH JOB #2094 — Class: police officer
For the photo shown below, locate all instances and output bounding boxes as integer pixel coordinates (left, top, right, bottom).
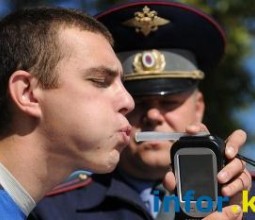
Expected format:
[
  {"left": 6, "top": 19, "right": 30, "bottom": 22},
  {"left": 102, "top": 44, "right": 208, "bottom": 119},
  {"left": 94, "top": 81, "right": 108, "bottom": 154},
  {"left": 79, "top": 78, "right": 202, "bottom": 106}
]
[{"left": 29, "top": 1, "right": 251, "bottom": 220}]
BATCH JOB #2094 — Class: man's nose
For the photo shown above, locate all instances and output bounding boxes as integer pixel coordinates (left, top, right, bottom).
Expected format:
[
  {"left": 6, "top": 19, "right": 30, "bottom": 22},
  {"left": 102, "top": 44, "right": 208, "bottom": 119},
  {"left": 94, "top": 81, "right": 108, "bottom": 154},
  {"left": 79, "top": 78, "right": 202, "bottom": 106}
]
[{"left": 119, "top": 86, "right": 135, "bottom": 115}]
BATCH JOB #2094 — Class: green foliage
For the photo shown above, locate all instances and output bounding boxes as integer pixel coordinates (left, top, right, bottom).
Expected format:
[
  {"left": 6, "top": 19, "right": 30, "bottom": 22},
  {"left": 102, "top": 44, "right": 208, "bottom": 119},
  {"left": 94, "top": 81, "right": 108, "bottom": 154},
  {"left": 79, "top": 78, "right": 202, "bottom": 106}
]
[{"left": 176, "top": 0, "right": 255, "bottom": 138}]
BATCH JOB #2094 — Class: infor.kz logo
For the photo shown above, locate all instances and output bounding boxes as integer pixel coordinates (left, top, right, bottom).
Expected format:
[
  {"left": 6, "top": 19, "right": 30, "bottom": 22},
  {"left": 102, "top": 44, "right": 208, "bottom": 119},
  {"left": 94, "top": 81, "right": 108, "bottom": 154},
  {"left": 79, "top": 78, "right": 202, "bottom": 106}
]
[{"left": 152, "top": 190, "right": 254, "bottom": 213}]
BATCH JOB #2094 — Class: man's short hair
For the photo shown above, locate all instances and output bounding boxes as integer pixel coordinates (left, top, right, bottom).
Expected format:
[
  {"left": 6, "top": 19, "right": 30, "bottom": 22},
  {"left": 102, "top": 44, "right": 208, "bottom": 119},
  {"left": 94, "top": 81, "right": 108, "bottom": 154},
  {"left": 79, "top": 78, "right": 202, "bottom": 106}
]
[{"left": 0, "top": 7, "right": 113, "bottom": 134}]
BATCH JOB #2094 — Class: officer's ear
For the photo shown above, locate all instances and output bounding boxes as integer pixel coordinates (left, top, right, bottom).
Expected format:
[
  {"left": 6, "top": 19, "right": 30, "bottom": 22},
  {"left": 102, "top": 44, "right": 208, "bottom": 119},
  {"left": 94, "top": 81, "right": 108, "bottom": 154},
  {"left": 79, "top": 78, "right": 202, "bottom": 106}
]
[
  {"left": 8, "top": 70, "right": 42, "bottom": 118},
  {"left": 194, "top": 90, "right": 205, "bottom": 123}
]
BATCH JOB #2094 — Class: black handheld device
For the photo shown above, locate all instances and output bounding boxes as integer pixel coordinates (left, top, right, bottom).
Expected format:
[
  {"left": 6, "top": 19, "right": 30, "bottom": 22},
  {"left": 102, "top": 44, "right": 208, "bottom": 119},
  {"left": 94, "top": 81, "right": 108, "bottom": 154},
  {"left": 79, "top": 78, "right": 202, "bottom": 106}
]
[{"left": 170, "top": 135, "right": 226, "bottom": 219}]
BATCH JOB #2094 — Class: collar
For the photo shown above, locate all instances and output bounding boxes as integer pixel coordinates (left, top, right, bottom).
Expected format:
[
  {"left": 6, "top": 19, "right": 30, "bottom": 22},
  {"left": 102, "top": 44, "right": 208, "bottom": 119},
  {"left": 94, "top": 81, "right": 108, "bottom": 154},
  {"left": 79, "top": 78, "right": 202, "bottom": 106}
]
[
  {"left": 0, "top": 162, "right": 36, "bottom": 216},
  {"left": 117, "top": 168, "right": 155, "bottom": 193},
  {"left": 75, "top": 171, "right": 148, "bottom": 212}
]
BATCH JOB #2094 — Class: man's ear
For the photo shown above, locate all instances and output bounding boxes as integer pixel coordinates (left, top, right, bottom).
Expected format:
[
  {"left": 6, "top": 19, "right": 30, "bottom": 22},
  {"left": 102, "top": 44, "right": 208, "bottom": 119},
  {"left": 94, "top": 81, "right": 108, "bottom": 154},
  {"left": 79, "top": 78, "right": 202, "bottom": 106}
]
[
  {"left": 8, "top": 70, "right": 42, "bottom": 117},
  {"left": 195, "top": 90, "right": 205, "bottom": 123}
]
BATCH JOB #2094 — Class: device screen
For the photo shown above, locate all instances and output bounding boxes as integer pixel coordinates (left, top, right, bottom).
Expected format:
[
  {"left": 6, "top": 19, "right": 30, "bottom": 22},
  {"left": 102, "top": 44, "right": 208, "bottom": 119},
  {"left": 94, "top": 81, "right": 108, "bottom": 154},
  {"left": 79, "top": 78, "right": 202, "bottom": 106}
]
[{"left": 179, "top": 154, "right": 216, "bottom": 201}]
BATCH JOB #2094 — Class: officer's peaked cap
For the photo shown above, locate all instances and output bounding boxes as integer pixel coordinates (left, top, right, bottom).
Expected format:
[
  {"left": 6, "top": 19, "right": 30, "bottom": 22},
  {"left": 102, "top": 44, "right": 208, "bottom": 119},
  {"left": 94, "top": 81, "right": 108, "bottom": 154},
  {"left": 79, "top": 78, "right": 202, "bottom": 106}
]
[{"left": 96, "top": 1, "right": 226, "bottom": 96}]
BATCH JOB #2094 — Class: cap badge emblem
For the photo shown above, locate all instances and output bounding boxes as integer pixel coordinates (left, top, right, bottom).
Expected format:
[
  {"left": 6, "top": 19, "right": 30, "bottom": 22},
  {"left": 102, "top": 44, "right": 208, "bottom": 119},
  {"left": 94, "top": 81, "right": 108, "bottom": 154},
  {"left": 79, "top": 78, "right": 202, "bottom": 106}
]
[
  {"left": 122, "top": 6, "right": 170, "bottom": 36},
  {"left": 133, "top": 50, "right": 166, "bottom": 73}
]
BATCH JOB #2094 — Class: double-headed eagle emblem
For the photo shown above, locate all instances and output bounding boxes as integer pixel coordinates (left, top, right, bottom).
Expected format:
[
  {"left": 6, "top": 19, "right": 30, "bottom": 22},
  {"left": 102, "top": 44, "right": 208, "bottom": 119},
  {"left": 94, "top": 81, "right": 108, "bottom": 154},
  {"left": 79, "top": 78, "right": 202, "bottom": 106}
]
[{"left": 122, "top": 6, "right": 170, "bottom": 36}]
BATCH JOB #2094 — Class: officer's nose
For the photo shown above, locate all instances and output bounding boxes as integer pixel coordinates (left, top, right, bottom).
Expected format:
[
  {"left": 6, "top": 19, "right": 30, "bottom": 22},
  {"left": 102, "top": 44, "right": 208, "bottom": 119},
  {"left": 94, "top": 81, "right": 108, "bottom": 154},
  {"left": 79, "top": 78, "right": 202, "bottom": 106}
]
[{"left": 142, "top": 107, "right": 164, "bottom": 127}]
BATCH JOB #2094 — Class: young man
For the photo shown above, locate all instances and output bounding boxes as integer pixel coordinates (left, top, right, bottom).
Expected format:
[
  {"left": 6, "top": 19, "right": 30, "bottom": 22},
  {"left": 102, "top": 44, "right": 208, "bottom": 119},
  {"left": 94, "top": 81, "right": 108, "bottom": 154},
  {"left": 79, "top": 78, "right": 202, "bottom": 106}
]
[
  {"left": 29, "top": 2, "right": 251, "bottom": 220},
  {"left": 0, "top": 7, "right": 135, "bottom": 219}
]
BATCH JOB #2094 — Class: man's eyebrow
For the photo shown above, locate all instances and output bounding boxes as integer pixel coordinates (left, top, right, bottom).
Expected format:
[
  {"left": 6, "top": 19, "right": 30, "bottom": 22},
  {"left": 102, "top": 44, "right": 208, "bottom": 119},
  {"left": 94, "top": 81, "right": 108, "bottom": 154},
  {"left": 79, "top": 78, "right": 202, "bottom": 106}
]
[{"left": 84, "top": 66, "right": 120, "bottom": 77}]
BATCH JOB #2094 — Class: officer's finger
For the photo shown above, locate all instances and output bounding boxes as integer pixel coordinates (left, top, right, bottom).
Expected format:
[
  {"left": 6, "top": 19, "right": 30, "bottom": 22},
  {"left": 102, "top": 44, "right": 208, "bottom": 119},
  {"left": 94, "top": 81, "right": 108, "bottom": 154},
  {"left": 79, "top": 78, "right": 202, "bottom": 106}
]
[
  {"left": 163, "top": 171, "right": 176, "bottom": 192},
  {"left": 202, "top": 205, "right": 243, "bottom": 220},
  {"left": 221, "top": 168, "right": 252, "bottom": 197},
  {"left": 218, "top": 157, "right": 246, "bottom": 184},
  {"left": 225, "top": 129, "right": 247, "bottom": 160},
  {"left": 185, "top": 123, "right": 208, "bottom": 134}
]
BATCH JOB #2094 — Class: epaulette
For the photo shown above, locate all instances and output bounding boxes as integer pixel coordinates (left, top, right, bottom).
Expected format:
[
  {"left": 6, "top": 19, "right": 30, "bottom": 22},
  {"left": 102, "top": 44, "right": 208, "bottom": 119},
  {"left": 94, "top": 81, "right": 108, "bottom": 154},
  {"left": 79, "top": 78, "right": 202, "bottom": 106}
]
[{"left": 46, "top": 170, "right": 92, "bottom": 197}]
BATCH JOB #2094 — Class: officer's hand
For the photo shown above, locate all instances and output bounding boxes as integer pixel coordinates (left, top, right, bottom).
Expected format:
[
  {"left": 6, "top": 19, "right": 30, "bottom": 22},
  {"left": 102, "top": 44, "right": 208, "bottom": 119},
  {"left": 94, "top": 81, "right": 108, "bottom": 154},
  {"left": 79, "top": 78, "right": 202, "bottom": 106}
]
[
  {"left": 202, "top": 205, "right": 243, "bottom": 220},
  {"left": 162, "top": 124, "right": 251, "bottom": 219},
  {"left": 217, "top": 129, "right": 252, "bottom": 205}
]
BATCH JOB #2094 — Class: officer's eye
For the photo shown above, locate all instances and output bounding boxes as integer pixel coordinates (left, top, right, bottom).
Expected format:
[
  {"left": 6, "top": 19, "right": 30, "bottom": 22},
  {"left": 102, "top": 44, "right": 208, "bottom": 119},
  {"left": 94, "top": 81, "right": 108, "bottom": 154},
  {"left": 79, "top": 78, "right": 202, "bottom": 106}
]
[{"left": 161, "top": 100, "right": 178, "bottom": 106}]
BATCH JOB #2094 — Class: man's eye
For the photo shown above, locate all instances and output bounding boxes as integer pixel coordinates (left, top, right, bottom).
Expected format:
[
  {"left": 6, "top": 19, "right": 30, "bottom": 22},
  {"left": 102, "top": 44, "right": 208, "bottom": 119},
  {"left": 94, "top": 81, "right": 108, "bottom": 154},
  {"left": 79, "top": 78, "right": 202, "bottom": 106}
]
[{"left": 90, "top": 78, "right": 110, "bottom": 88}]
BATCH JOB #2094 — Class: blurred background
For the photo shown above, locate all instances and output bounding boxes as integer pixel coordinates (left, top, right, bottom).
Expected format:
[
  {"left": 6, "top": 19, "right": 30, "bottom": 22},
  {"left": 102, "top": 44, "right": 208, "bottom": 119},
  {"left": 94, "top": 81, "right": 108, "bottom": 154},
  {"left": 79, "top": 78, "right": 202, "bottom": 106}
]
[{"left": 1, "top": 0, "right": 254, "bottom": 170}]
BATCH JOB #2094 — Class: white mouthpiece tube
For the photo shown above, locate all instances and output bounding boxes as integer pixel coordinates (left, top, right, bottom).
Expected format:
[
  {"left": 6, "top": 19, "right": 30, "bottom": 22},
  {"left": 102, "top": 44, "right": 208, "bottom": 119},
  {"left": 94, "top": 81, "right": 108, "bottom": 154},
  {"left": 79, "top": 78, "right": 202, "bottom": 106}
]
[{"left": 135, "top": 131, "right": 210, "bottom": 142}]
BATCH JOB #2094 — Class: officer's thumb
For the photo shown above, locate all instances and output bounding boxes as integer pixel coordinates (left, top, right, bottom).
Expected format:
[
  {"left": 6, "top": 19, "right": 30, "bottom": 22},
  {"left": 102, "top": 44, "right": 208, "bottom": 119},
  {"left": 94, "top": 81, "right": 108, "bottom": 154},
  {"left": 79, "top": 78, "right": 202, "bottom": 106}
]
[
  {"left": 163, "top": 171, "right": 176, "bottom": 192},
  {"left": 203, "top": 205, "right": 243, "bottom": 220}
]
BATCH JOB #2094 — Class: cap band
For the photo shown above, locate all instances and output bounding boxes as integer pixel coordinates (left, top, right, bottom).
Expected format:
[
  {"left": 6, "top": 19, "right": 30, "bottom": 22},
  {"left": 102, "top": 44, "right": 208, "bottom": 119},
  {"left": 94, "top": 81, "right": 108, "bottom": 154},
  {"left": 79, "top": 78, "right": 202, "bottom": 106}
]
[{"left": 118, "top": 49, "right": 205, "bottom": 81}]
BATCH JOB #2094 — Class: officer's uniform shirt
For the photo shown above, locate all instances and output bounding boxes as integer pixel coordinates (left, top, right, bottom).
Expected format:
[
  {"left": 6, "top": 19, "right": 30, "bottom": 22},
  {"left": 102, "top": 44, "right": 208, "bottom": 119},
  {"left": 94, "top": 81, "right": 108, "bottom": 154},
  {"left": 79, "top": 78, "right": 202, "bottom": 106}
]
[
  {"left": 118, "top": 170, "right": 158, "bottom": 218},
  {"left": 0, "top": 162, "right": 35, "bottom": 219},
  {"left": 29, "top": 170, "right": 155, "bottom": 220},
  {"left": 29, "top": 169, "right": 177, "bottom": 220}
]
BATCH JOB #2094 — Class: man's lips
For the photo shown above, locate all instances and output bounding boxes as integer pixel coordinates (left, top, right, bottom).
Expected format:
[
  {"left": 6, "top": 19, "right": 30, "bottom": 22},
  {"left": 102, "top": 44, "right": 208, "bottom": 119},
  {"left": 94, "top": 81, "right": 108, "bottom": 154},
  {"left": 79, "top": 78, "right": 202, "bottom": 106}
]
[
  {"left": 119, "top": 125, "right": 132, "bottom": 135},
  {"left": 119, "top": 125, "right": 132, "bottom": 145}
]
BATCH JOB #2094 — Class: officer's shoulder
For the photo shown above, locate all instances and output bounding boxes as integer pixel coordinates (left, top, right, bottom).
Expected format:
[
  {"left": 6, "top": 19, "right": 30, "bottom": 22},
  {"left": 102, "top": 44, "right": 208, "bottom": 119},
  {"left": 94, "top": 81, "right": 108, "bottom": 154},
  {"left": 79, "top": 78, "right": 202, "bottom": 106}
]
[{"left": 46, "top": 170, "right": 92, "bottom": 197}]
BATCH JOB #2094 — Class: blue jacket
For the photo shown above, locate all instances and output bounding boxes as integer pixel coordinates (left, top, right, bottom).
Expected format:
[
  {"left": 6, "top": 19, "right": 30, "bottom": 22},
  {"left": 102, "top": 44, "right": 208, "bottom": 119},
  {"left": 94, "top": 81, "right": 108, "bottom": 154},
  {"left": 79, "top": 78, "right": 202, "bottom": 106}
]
[
  {"left": 0, "top": 188, "right": 26, "bottom": 220},
  {"left": 28, "top": 171, "right": 153, "bottom": 220}
]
